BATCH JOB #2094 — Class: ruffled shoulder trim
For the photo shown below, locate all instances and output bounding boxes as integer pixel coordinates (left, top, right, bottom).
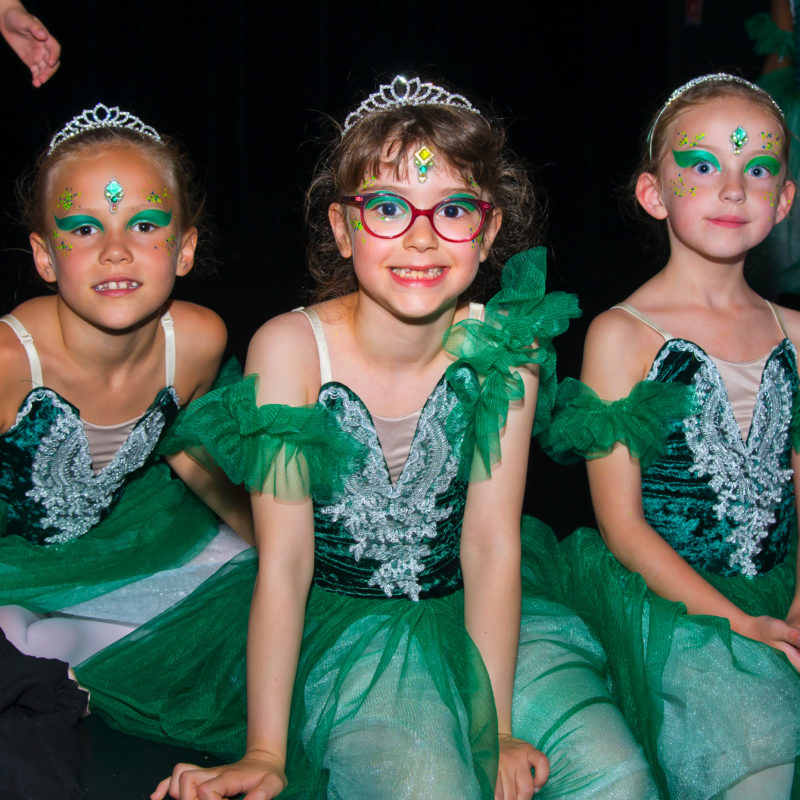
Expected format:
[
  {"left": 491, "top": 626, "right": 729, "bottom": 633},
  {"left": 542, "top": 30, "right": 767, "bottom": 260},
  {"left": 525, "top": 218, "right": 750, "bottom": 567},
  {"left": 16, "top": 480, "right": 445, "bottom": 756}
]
[
  {"left": 746, "top": 12, "right": 795, "bottom": 59},
  {"left": 538, "top": 377, "right": 694, "bottom": 469},
  {"left": 443, "top": 247, "right": 581, "bottom": 480},
  {"left": 163, "top": 375, "right": 367, "bottom": 501}
]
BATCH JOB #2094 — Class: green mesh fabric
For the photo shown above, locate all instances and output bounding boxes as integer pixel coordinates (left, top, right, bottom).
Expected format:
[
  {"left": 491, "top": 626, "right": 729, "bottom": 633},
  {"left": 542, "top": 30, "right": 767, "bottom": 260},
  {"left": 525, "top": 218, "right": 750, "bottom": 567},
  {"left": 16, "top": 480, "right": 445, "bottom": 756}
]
[
  {"left": 443, "top": 247, "right": 580, "bottom": 480},
  {"left": 538, "top": 377, "right": 694, "bottom": 469},
  {"left": 167, "top": 375, "right": 368, "bottom": 501},
  {"left": 0, "top": 461, "right": 217, "bottom": 611},
  {"left": 746, "top": 12, "right": 796, "bottom": 59}
]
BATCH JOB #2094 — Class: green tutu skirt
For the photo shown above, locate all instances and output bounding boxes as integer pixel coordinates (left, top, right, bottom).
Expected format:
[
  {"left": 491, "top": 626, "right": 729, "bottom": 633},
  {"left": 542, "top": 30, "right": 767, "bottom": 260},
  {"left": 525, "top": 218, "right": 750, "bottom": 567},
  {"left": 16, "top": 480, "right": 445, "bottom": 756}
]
[
  {"left": 78, "top": 519, "right": 660, "bottom": 799},
  {"left": 526, "top": 522, "right": 800, "bottom": 800}
]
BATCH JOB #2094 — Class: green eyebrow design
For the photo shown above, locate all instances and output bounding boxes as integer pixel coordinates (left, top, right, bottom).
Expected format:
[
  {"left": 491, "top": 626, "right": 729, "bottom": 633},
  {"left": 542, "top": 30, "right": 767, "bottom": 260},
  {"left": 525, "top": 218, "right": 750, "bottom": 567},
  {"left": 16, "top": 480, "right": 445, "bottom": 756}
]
[
  {"left": 744, "top": 154, "right": 781, "bottom": 176},
  {"left": 53, "top": 214, "right": 104, "bottom": 232},
  {"left": 672, "top": 149, "right": 721, "bottom": 171},
  {"left": 127, "top": 209, "right": 172, "bottom": 228}
]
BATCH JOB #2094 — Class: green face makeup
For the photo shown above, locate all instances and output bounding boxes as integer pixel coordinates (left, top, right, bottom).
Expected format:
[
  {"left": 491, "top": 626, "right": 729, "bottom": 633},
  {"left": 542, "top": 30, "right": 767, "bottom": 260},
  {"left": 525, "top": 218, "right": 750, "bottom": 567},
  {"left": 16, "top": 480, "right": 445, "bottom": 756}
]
[
  {"left": 744, "top": 154, "right": 781, "bottom": 176},
  {"left": 672, "top": 149, "right": 721, "bottom": 171},
  {"left": 677, "top": 132, "right": 706, "bottom": 147},
  {"left": 53, "top": 214, "right": 104, "bottom": 232},
  {"left": 145, "top": 188, "right": 169, "bottom": 204},
  {"left": 126, "top": 209, "right": 172, "bottom": 228},
  {"left": 56, "top": 187, "right": 79, "bottom": 211}
]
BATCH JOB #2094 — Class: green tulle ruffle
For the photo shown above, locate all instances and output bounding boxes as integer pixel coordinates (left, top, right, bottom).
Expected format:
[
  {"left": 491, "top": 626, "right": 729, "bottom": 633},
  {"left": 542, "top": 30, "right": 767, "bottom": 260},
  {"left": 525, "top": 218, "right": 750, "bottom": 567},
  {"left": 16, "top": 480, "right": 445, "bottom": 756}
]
[
  {"left": 168, "top": 375, "right": 367, "bottom": 501},
  {"left": 443, "top": 247, "right": 580, "bottom": 480},
  {"left": 746, "top": 12, "right": 796, "bottom": 59},
  {"left": 538, "top": 377, "right": 693, "bottom": 469}
]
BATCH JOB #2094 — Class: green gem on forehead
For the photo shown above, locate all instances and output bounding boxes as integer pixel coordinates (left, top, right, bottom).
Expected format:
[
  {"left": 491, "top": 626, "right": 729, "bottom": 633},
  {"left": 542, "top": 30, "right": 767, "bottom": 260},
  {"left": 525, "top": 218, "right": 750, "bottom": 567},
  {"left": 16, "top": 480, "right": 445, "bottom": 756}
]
[
  {"left": 730, "top": 126, "right": 748, "bottom": 154},
  {"left": 104, "top": 179, "right": 124, "bottom": 204}
]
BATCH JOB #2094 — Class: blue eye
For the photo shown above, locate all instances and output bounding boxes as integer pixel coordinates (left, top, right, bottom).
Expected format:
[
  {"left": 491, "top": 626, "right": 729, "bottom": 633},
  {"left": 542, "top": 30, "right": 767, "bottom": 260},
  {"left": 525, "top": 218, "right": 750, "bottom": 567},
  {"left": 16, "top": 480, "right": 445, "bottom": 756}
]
[
  {"left": 693, "top": 161, "right": 717, "bottom": 175},
  {"left": 363, "top": 194, "right": 411, "bottom": 223}
]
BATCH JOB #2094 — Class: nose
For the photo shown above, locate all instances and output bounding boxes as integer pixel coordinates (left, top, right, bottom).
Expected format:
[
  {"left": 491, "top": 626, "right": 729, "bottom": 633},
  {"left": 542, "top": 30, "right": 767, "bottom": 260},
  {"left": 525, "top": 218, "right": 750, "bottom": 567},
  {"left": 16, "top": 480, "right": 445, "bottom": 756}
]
[
  {"left": 720, "top": 172, "right": 746, "bottom": 203},
  {"left": 100, "top": 229, "right": 133, "bottom": 263},
  {"left": 403, "top": 212, "right": 439, "bottom": 250}
]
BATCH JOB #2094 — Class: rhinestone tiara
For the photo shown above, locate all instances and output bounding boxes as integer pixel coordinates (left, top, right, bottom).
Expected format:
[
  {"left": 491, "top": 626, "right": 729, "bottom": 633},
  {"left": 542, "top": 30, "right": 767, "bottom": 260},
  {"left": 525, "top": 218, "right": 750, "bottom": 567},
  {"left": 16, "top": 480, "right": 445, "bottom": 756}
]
[
  {"left": 647, "top": 73, "right": 784, "bottom": 160},
  {"left": 47, "top": 102, "right": 162, "bottom": 156},
  {"left": 342, "top": 75, "right": 480, "bottom": 136}
]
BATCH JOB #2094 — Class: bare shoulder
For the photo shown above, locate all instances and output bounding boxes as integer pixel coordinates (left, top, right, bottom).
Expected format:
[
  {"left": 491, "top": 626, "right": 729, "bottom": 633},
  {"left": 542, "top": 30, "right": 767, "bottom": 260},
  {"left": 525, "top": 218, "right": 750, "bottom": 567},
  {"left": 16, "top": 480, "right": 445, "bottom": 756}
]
[
  {"left": 774, "top": 303, "right": 800, "bottom": 347},
  {"left": 168, "top": 301, "right": 227, "bottom": 400},
  {"left": 582, "top": 306, "right": 664, "bottom": 399},
  {"left": 246, "top": 309, "right": 320, "bottom": 406}
]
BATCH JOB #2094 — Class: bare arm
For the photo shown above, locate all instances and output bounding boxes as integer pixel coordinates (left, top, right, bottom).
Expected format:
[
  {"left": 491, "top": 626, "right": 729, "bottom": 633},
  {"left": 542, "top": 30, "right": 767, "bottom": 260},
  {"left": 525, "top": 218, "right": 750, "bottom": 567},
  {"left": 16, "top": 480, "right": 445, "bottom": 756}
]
[
  {"left": 153, "top": 314, "right": 318, "bottom": 800},
  {"left": 583, "top": 311, "right": 800, "bottom": 668},
  {"left": 461, "top": 365, "right": 549, "bottom": 799}
]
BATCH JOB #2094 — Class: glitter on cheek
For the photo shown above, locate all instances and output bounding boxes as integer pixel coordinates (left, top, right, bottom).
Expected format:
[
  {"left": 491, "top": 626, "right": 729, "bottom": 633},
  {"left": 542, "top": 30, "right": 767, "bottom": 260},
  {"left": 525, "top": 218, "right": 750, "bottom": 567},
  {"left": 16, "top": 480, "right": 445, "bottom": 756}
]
[
  {"left": 56, "top": 187, "right": 79, "bottom": 211},
  {"left": 165, "top": 234, "right": 176, "bottom": 250},
  {"left": 766, "top": 190, "right": 776, "bottom": 207},
  {"left": 350, "top": 217, "right": 364, "bottom": 232},
  {"left": 670, "top": 172, "right": 697, "bottom": 197},
  {"left": 51, "top": 229, "right": 73, "bottom": 252}
]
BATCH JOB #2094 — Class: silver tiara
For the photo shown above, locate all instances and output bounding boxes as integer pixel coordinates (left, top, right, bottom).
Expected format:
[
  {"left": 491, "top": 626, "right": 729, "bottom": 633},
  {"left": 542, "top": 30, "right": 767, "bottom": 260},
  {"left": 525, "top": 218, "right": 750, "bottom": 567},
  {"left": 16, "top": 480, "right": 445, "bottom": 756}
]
[
  {"left": 48, "top": 102, "right": 161, "bottom": 155},
  {"left": 342, "top": 75, "right": 480, "bottom": 136},
  {"left": 647, "top": 73, "right": 784, "bottom": 159}
]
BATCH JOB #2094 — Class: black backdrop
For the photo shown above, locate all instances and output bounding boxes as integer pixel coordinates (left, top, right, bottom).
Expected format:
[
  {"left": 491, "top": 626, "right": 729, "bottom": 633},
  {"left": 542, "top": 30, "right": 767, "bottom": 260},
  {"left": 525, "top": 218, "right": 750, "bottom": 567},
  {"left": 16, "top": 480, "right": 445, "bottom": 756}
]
[{"left": 0, "top": 0, "right": 772, "bottom": 530}]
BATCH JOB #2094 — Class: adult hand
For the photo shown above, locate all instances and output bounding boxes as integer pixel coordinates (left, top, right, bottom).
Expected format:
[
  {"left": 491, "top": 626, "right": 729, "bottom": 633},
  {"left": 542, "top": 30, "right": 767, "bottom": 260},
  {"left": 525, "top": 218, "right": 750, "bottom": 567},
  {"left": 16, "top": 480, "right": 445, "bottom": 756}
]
[
  {"left": 151, "top": 751, "right": 287, "bottom": 800},
  {"left": 495, "top": 734, "right": 550, "bottom": 799},
  {"left": 0, "top": 3, "right": 61, "bottom": 86}
]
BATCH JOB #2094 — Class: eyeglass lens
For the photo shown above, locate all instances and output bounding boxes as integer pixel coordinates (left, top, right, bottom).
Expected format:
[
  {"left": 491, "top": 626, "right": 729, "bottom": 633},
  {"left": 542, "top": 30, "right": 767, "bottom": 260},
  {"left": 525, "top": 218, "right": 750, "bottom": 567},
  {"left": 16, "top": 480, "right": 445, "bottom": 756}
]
[{"left": 362, "top": 194, "right": 484, "bottom": 241}]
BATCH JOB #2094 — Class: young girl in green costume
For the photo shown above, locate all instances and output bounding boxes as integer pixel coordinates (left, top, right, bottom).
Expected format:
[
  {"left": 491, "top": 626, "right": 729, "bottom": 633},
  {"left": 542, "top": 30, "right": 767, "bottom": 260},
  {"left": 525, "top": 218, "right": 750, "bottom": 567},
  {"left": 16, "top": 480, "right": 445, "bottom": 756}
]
[
  {"left": 134, "top": 75, "right": 659, "bottom": 800},
  {"left": 0, "top": 104, "right": 252, "bottom": 668},
  {"left": 542, "top": 73, "right": 800, "bottom": 798}
]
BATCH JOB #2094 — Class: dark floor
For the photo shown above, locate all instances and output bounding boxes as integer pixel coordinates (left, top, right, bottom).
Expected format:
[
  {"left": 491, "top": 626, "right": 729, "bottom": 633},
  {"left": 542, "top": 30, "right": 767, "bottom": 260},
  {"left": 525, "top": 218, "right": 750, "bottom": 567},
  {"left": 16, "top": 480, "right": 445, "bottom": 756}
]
[{"left": 78, "top": 715, "right": 222, "bottom": 799}]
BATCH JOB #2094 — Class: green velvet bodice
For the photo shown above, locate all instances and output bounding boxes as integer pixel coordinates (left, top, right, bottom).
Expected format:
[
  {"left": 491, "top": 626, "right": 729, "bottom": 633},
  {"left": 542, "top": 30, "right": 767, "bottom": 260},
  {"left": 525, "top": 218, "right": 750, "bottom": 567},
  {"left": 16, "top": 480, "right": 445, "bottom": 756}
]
[
  {"left": 642, "top": 339, "right": 797, "bottom": 577},
  {"left": 0, "top": 387, "right": 179, "bottom": 545}
]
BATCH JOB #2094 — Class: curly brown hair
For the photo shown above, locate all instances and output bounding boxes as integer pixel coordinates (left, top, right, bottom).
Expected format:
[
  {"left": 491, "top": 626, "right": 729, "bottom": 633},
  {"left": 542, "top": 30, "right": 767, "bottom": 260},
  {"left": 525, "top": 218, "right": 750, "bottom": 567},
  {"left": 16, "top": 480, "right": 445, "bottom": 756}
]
[
  {"left": 17, "top": 126, "right": 206, "bottom": 259},
  {"left": 305, "top": 94, "right": 544, "bottom": 303}
]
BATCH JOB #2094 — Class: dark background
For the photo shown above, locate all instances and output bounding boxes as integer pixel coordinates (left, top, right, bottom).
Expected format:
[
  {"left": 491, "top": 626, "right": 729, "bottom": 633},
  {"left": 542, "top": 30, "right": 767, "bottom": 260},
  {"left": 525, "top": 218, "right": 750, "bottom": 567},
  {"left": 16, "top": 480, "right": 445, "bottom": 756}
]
[{"left": 0, "top": 0, "right": 773, "bottom": 534}]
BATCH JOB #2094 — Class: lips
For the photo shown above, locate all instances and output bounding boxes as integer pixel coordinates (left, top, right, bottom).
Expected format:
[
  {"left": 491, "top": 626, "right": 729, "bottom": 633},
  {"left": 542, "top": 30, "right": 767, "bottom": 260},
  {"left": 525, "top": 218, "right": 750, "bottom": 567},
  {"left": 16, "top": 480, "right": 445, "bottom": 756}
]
[
  {"left": 707, "top": 216, "right": 747, "bottom": 228},
  {"left": 389, "top": 266, "right": 448, "bottom": 286},
  {"left": 93, "top": 279, "right": 142, "bottom": 293}
]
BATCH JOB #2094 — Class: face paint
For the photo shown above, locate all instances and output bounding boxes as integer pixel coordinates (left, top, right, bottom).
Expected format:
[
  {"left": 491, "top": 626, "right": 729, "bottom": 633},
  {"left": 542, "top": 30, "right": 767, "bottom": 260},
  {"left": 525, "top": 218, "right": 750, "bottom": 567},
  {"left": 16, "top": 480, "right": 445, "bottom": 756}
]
[
  {"left": 51, "top": 229, "right": 72, "bottom": 252},
  {"left": 765, "top": 190, "right": 777, "bottom": 207},
  {"left": 54, "top": 213, "right": 104, "bottom": 232},
  {"left": 145, "top": 187, "right": 169, "bottom": 204},
  {"left": 350, "top": 216, "right": 363, "bottom": 232},
  {"left": 672, "top": 149, "right": 721, "bottom": 172},
  {"left": 729, "top": 126, "right": 748, "bottom": 154},
  {"left": 165, "top": 234, "right": 176, "bottom": 250},
  {"left": 744, "top": 154, "right": 781, "bottom": 177},
  {"left": 126, "top": 209, "right": 172, "bottom": 228},
  {"left": 56, "top": 187, "right": 79, "bottom": 211},
  {"left": 677, "top": 131, "right": 706, "bottom": 147},
  {"left": 359, "top": 175, "right": 377, "bottom": 191},
  {"left": 466, "top": 175, "right": 479, "bottom": 190},
  {"left": 413, "top": 145, "right": 434, "bottom": 183},
  {"left": 760, "top": 131, "right": 782, "bottom": 154},
  {"left": 669, "top": 173, "right": 697, "bottom": 197},
  {"left": 104, "top": 178, "right": 124, "bottom": 213}
]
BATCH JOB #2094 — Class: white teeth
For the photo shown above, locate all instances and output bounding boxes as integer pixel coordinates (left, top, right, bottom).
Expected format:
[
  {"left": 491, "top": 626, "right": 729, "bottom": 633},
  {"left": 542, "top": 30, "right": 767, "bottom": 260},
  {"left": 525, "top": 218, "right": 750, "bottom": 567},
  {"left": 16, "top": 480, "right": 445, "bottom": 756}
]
[
  {"left": 94, "top": 280, "right": 141, "bottom": 292},
  {"left": 391, "top": 267, "right": 444, "bottom": 278}
]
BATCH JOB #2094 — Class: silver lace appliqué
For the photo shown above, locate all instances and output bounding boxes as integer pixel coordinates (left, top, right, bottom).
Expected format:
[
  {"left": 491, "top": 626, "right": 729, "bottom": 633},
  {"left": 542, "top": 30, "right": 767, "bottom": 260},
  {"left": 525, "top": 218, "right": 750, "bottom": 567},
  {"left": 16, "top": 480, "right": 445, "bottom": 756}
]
[
  {"left": 316, "top": 382, "right": 461, "bottom": 601},
  {"left": 25, "top": 388, "right": 173, "bottom": 543},
  {"left": 650, "top": 341, "right": 793, "bottom": 576}
]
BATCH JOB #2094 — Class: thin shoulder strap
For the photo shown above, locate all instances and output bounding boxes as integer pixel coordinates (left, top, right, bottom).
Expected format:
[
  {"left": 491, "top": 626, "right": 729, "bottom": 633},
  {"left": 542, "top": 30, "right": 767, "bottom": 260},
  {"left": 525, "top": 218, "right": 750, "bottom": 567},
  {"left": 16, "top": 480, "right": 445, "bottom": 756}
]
[
  {"left": 468, "top": 302, "right": 485, "bottom": 321},
  {"left": 611, "top": 302, "right": 673, "bottom": 341},
  {"left": 0, "top": 314, "right": 44, "bottom": 388},
  {"left": 160, "top": 310, "right": 176, "bottom": 386},
  {"left": 293, "top": 307, "right": 332, "bottom": 385},
  {"left": 766, "top": 301, "right": 790, "bottom": 339}
]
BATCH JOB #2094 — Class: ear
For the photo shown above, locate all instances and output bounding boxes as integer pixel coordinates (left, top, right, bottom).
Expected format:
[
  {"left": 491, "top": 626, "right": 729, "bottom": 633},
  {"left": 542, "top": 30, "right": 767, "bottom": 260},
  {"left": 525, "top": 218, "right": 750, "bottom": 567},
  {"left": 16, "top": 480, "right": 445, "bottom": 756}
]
[
  {"left": 775, "top": 179, "right": 795, "bottom": 225},
  {"left": 30, "top": 232, "right": 58, "bottom": 283},
  {"left": 175, "top": 226, "right": 198, "bottom": 277},
  {"left": 478, "top": 208, "right": 502, "bottom": 262},
  {"left": 635, "top": 172, "right": 668, "bottom": 220},
  {"left": 329, "top": 203, "right": 352, "bottom": 259}
]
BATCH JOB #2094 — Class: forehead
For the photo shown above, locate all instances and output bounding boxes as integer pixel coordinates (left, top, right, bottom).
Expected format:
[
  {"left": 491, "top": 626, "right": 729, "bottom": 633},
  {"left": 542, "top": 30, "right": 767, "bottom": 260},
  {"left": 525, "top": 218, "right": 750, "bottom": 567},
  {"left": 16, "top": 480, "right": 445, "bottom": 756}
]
[
  {"left": 49, "top": 145, "right": 169, "bottom": 194},
  {"left": 669, "top": 95, "right": 781, "bottom": 140},
  {"left": 373, "top": 140, "right": 469, "bottom": 183}
]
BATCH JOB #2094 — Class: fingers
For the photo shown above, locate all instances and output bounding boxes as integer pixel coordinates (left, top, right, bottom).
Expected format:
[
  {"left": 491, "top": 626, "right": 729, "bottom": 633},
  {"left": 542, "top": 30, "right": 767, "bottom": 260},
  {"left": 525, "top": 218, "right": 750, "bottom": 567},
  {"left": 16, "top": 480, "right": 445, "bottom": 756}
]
[
  {"left": 529, "top": 748, "right": 550, "bottom": 791},
  {"left": 151, "top": 763, "right": 214, "bottom": 800}
]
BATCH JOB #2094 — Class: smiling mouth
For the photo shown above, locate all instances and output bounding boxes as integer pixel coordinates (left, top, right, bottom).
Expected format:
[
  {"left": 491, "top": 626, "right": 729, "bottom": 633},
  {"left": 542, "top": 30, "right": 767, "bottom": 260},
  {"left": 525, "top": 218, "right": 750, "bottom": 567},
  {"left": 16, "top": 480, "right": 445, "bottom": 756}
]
[
  {"left": 94, "top": 280, "right": 142, "bottom": 291},
  {"left": 390, "top": 267, "right": 445, "bottom": 279}
]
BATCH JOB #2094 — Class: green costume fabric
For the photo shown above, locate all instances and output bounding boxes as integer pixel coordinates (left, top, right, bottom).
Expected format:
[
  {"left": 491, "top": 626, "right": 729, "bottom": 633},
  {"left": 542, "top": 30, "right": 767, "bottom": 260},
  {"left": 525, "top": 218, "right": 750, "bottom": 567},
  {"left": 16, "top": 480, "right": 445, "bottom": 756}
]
[
  {"left": 78, "top": 251, "right": 659, "bottom": 799},
  {"left": 541, "top": 337, "right": 800, "bottom": 799}
]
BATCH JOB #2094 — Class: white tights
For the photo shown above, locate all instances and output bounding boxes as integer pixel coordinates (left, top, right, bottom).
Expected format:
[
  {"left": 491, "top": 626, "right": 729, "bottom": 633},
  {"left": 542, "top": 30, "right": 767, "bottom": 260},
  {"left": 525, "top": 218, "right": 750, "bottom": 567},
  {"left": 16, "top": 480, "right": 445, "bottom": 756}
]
[{"left": 0, "top": 604, "right": 136, "bottom": 666}]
